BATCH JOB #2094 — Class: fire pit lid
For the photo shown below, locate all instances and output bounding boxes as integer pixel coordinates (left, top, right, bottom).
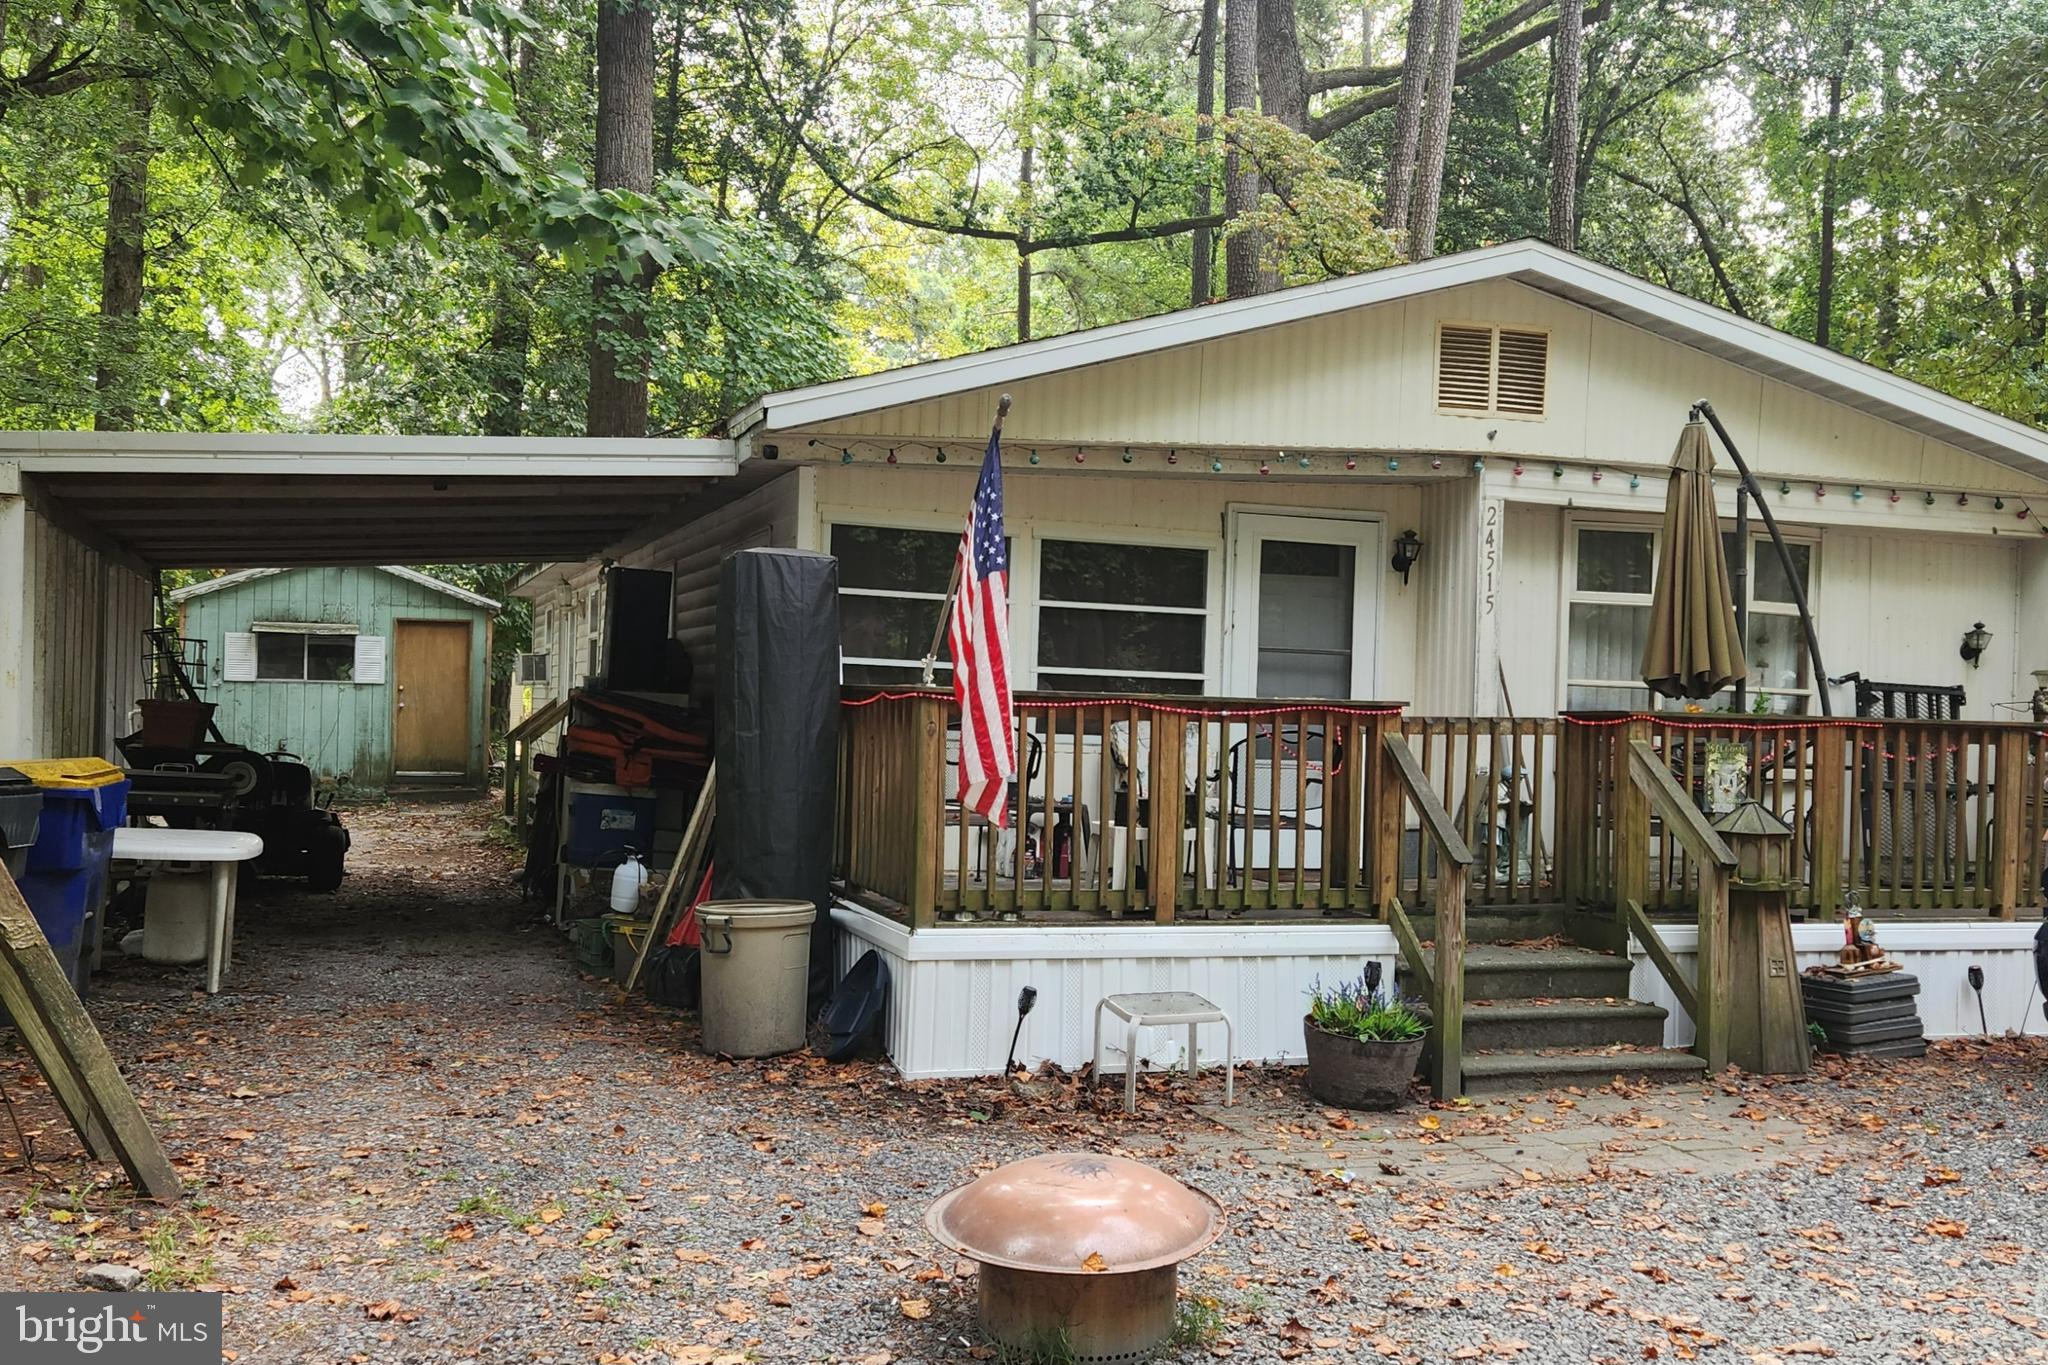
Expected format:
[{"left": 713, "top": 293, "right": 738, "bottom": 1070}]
[{"left": 924, "top": 1152, "right": 1222, "bottom": 1274}]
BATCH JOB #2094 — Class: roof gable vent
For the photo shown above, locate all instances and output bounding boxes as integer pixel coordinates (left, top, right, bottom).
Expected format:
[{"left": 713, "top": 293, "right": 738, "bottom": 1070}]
[
  {"left": 1436, "top": 324, "right": 1495, "bottom": 412},
  {"left": 1435, "top": 323, "right": 1549, "bottom": 418}
]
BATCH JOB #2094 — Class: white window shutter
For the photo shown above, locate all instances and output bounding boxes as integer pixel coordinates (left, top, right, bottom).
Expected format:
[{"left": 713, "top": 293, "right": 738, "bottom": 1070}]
[
  {"left": 353, "top": 634, "right": 387, "bottom": 684},
  {"left": 223, "top": 632, "right": 257, "bottom": 681}
]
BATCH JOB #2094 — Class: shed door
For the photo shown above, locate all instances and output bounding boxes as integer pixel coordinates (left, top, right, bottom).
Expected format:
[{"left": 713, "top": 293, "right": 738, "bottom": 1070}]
[{"left": 393, "top": 620, "right": 472, "bottom": 776}]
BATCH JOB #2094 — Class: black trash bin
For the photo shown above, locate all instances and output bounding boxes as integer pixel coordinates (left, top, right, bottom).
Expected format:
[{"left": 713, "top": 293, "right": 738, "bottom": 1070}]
[{"left": 0, "top": 766, "right": 41, "bottom": 882}]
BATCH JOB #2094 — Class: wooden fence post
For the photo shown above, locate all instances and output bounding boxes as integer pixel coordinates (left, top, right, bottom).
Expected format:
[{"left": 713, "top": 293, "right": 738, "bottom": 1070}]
[
  {"left": 1432, "top": 868, "right": 1466, "bottom": 1099},
  {"left": 908, "top": 696, "right": 948, "bottom": 929},
  {"left": 1695, "top": 861, "right": 1732, "bottom": 1071},
  {"left": 1992, "top": 728, "right": 2028, "bottom": 920},
  {"left": 1149, "top": 712, "right": 1187, "bottom": 923},
  {"left": 1555, "top": 721, "right": 1584, "bottom": 905},
  {"left": 1615, "top": 718, "right": 1653, "bottom": 920},
  {"left": 1809, "top": 725, "right": 1847, "bottom": 919},
  {"left": 1370, "top": 716, "right": 1403, "bottom": 915}
]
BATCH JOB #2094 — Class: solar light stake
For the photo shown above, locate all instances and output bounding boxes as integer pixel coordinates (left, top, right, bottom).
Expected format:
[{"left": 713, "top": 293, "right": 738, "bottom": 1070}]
[
  {"left": 1968, "top": 964, "right": 1988, "bottom": 1035},
  {"left": 1005, "top": 985, "right": 1038, "bottom": 1074}
]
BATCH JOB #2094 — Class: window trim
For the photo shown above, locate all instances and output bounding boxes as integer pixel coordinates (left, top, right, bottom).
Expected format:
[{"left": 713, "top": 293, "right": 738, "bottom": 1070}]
[
  {"left": 1559, "top": 517, "right": 1820, "bottom": 713},
  {"left": 1434, "top": 320, "right": 1552, "bottom": 422},
  {"left": 827, "top": 516, "right": 970, "bottom": 683},
  {"left": 1030, "top": 523, "right": 1222, "bottom": 693}
]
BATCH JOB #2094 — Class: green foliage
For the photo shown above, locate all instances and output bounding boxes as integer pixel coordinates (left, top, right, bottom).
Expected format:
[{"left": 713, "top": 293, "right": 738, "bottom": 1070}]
[{"left": 1307, "top": 972, "right": 1427, "bottom": 1043}]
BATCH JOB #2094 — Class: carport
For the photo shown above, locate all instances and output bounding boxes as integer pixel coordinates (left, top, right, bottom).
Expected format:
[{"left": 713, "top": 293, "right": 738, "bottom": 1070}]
[{"left": 0, "top": 430, "right": 742, "bottom": 757}]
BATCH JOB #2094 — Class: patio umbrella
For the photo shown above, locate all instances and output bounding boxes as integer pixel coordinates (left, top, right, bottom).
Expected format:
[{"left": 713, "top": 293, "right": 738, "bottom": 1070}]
[{"left": 1641, "top": 421, "right": 1745, "bottom": 700}]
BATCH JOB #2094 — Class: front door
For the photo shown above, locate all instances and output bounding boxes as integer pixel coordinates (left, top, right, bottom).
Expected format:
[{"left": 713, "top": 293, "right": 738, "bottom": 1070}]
[
  {"left": 393, "top": 620, "right": 472, "bottom": 776},
  {"left": 1226, "top": 513, "right": 1380, "bottom": 698}
]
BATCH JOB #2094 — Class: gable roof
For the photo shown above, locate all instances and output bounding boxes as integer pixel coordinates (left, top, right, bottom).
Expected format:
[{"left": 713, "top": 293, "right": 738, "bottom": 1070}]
[
  {"left": 735, "top": 239, "right": 2048, "bottom": 480},
  {"left": 168, "top": 565, "right": 500, "bottom": 610}
]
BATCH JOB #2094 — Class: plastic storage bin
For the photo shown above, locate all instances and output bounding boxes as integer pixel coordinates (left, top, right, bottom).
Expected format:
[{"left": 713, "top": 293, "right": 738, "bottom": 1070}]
[
  {"left": 562, "top": 782, "right": 657, "bottom": 868},
  {"left": 0, "top": 767, "right": 41, "bottom": 880},
  {"left": 3, "top": 758, "right": 130, "bottom": 992}
]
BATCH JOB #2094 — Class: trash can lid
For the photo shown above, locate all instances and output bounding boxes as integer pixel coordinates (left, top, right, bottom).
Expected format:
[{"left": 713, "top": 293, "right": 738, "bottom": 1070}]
[
  {"left": 0, "top": 766, "right": 37, "bottom": 793},
  {"left": 696, "top": 899, "right": 818, "bottom": 930},
  {"left": 1, "top": 757, "right": 128, "bottom": 790}
]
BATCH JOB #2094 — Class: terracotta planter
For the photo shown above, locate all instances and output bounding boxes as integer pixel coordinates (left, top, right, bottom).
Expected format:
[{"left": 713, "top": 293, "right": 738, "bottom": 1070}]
[
  {"left": 1302, "top": 1016, "right": 1426, "bottom": 1110},
  {"left": 136, "top": 698, "right": 216, "bottom": 749}
]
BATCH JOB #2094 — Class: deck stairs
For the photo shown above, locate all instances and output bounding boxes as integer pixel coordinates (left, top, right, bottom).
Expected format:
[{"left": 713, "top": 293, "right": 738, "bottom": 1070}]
[{"left": 1400, "top": 904, "right": 1707, "bottom": 1096}]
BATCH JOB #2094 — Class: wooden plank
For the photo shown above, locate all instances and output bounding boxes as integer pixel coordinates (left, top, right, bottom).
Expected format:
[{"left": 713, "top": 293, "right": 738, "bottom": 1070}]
[
  {"left": 0, "top": 864, "right": 181, "bottom": 1200},
  {"left": 621, "top": 770, "right": 716, "bottom": 996},
  {"left": 1370, "top": 717, "right": 1403, "bottom": 913},
  {"left": 1382, "top": 896, "right": 1435, "bottom": 999},
  {"left": 1381, "top": 733, "right": 1475, "bottom": 867},
  {"left": 1809, "top": 725, "right": 1846, "bottom": 918},
  {"left": 909, "top": 697, "right": 947, "bottom": 928},
  {"left": 1992, "top": 729, "right": 2027, "bottom": 919},
  {"left": 1616, "top": 721, "right": 1655, "bottom": 915},
  {"left": 1695, "top": 861, "right": 1732, "bottom": 1072},
  {"left": 1622, "top": 898, "right": 1699, "bottom": 1021},
  {"left": 1432, "top": 868, "right": 1466, "bottom": 1101}
]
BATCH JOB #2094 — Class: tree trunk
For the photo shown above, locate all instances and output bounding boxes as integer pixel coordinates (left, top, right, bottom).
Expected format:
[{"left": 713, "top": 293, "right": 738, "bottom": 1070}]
[
  {"left": 587, "top": 0, "right": 658, "bottom": 439},
  {"left": 1257, "top": 0, "right": 1307, "bottom": 134},
  {"left": 658, "top": 12, "right": 684, "bottom": 177},
  {"left": 1383, "top": 0, "right": 1435, "bottom": 242},
  {"left": 1814, "top": 34, "right": 1849, "bottom": 350},
  {"left": 1405, "top": 0, "right": 1462, "bottom": 260},
  {"left": 1191, "top": 0, "right": 1220, "bottom": 304},
  {"left": 1016, "top": 0, "right": 1040, "bottom": 341},
  {"left": 1222, "top": 0, "right": 1261, "bottom": 297},
  {"left": 1546, "top": 0, "right": 1582, "bottom": 249},
  {"left": 94, "top": 77, "right": 151, "bottom": 432}
]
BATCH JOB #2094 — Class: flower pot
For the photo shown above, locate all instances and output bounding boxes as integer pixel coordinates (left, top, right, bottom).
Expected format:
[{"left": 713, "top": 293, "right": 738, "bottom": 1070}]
[
  {"left": 136, "top": 698, "right": 216, "bottom": 750},
  {"left": 1302, "top": 1016, "right": 1426, "bottom": 1110}
]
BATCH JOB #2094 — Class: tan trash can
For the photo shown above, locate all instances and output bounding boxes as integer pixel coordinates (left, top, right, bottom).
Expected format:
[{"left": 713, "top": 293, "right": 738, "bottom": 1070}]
[{"left": 698, "top": 899, "right": 817, "bottom": 1057}]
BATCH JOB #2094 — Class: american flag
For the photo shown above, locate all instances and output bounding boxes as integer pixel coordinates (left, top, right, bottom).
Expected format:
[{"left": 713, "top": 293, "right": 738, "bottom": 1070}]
[{"left": 949, "top": 426, "right": 1016, "bottom": 826}]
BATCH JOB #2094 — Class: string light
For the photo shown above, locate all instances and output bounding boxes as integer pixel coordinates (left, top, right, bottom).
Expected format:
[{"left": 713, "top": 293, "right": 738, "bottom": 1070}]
[
  {"left": 1889, "top": 490, "right": 1900, "bottom": 503},
  {"left": 1074, "top": 451, "right": 1085, "bottom": 464},
  {"left": 1779, "top": 481, "right": 1791, "bottom": 495},
  {"left": 1166, "top": 449, "right": 1178, "bottom": 466},
  {"left": 1211, "top": 458, "right": 1224, "bottom": 473},
  {"left": 1472, "top": 458, "right": 1486, "bottom": 474},
  {"left": 1995, "top": 497, "right": 2005, "bottom": 510},
  {"left": 1924, "top": 490, "right": 1935, "bottom": 506},
  {"left": 1815, "top": 484, "right": 1826, "bottom": 499},
  {"left": 1512, "top": 462, "right": 1525, "bottom": 477},
  {"left": 844, "top": 690, "right": 1402, "bottom": 719},
  {"left": 841, "top": 450, "right": 854, "bottom": 465},
  {"left": 1121, "top": 447, "right": 1133, "bottom": 464},
  {"left": 1628, "top": 473, "right": 1641, "bottom": 490},
  {"left": 1387, "top": 458, "right": 1401, "bottom": 471},
  {"left": 1592, "top": 468, "right": 1604, "bottom": 483},
  {"left": 934, "top": 446, "right": 947, "bottom": 463},
  {"left": 1298, "top": 453, "right": 1312, "bottom": 470},
  {"left": 1851, "top": 486, "right": 1863, "bottom": 501},
  {"left": 1029, "top": 449, "right": 1039, "bottom": 465},
  {"left": 1345, "top": 456, "right": 1357, "bottom": 471},
  {"left": 1431, "top": 457, "right": 1443, "bottom": 470},
  {"left": 1258, "top": 461, "right": 1271, "bottom": 476},
  {"left": 886, "top": 450, "right": 898, "bottom": 464},
  {"left": 1553, "top": 464, "right": 1564, "bottom": 478}
]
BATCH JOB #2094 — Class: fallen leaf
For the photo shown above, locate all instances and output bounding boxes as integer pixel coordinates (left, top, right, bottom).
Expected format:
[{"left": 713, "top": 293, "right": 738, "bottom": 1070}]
[
  {"left": 1081, "top": 1252, "right": 1108, "bottom": 1273},
  {"left": 363, "top": 1301, "right": 402, "bottom": 1321},
  {"left": 899, "top": 1297, "right": 931, "bottom": 1320},
  {"left": 1924, "top": 1219, "right": 1967, "bottom": 1239}
]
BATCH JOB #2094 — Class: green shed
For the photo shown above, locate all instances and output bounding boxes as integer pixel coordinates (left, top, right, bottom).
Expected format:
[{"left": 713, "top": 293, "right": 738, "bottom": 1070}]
[{"left": 170, "top": 566, "right": 498, "bottom": 789}]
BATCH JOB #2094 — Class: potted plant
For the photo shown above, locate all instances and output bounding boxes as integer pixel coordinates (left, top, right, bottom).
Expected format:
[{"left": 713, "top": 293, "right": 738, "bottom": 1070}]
[{"left": 1302, "top": 971, "right": 1428, "bottom": 1110}]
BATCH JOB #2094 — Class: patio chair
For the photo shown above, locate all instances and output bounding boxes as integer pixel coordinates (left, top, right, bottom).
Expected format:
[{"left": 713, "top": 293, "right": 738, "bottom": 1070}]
[
  {"left": 1223, "top": 724, "right": 1326, "bottom": 889},
  {"left": 943, "top": 727, "right": 1045, "bottom": 882},
  {"left": 1104, "top": 719, "right": 1211, "bottom": 892}
]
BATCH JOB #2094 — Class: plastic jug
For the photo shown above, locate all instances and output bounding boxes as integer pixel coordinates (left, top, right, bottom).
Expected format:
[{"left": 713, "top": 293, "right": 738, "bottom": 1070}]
[{"left": 609, "top": 851, "right": 649, "bottom": 913}]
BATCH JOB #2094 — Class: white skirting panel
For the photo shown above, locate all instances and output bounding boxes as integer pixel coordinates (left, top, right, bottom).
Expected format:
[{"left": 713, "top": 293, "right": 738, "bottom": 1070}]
[
  {"left": 1628, "top": 921, "right": 2047, "bottom": 1046},
  {"left": 831, "top": 903, "right": 1400, "bottom": 1080}
]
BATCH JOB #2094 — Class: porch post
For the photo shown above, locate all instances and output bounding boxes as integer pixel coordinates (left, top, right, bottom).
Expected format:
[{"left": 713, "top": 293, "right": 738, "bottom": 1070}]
[
  {"left": 1808, "top": 725, "right": 1847, "bottom": 919},
  {"left": 0, "top": 470, "right": 33, "bottom": 757},
  {"left": 1614, "top": 717, "right": 1654, "bottom": 918},
  {"left": 1992, "top": 728, "right": 2027, "bottom": 921},
  {"left": 1370, "top": 714, "right": 1403, "bottom": 915},
  {"left": 1148, "top": 711, "right": 1186, "bottom": 923},
  {"left": 908, "top": 695, "right": 949, "bottom": 929}
]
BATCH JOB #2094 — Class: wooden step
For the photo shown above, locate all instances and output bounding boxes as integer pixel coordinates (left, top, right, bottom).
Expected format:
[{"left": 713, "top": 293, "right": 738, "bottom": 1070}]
[
  {"left": 1460, "top": 997, "right": 1669, "bottom": 1051},
  {"left": 1459, "top": 1047, "right": 1708, "bottom": 1096},
  {"left": 1450, "top": 943, "right": 1634, "bottom": 1000}
]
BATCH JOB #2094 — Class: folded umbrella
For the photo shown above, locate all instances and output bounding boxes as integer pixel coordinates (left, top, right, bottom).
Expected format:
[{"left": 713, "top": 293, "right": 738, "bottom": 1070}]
[{"left": 1641, "top": 421, "right": 1746, "bottom": 700}]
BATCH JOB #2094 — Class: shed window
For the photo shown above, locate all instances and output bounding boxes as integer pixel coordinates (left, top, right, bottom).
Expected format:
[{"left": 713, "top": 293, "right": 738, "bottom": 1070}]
[
  {"left": 1036, "top": 540, "right": 1207, "bottom": 694},
  {"left": 255, "top": 629, "right": 357, "bottom": 682}
]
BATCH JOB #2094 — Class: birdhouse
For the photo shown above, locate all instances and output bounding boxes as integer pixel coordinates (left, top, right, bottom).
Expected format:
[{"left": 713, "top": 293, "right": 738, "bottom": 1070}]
[{"left": 1712, "top": 798, "right": 1793, "bottom": 887}]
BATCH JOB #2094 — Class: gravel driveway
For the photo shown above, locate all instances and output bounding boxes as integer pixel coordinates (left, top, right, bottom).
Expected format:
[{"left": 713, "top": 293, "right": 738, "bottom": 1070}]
[{"left": 3, "top": 798, "right": 2046, "bottom": 1364}]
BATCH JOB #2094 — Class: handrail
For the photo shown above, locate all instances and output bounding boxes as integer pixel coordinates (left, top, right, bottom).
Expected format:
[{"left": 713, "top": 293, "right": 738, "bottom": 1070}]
[
  {"left": 1382, "top": 733, "right": 1473, "bottom": 1099},
  {"left": 508, "top": 695, "right": 571, "bottom": 744},
  {"left": 1626, "top": 739, "right": 1735, "bottom": 867},
  {"left": 1382, "top": 896, "right": 1435, "bottom": 999},
  {"left": 1622, "top": 898, "right": 1698, "bottom": 1021},
  {"left": 1382, "top": 734, "right": 1475, "bottom": 868}
]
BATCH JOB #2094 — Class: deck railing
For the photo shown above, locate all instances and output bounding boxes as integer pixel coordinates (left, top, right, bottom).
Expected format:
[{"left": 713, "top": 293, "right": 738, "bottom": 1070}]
[
  {"left": 1565, "top": 713, "right": 2048, "bottom": 919},
  {"left": 1397, "top": 717, "right": 1558, "bottom": 906},
  {"left": 834, "top": 688, "right": 1408, "bottom": 926}
]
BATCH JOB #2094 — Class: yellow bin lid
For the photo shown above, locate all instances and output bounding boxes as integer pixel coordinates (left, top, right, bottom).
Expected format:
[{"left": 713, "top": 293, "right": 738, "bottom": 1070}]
[{"left": 0, "top": 757, "right": 127, "bottom": 789}]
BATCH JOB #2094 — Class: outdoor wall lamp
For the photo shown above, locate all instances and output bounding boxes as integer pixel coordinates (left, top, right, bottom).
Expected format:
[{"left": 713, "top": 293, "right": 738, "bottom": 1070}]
[
  {"left": 1960, "top": 622, "right": 1992, "bottom": 667},
  {"left": 1390, "top": 529, "right": 1423, "bottom": 585}
]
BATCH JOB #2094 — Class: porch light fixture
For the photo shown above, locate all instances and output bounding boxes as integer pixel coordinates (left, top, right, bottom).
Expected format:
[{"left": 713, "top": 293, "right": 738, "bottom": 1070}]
[
  {"left": 1390, "top": 529, "right": 1423, "bottom": 585},
  {"left": 1961, "top": 622, "right": 1992, "bottom": 667}
]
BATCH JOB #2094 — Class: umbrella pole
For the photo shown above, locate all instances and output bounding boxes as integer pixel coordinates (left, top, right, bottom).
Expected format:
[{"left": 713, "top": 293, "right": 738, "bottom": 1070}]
[
  {"left": 1691, "top": 400, "right": 1832, "bottom": 716},
  {"left": 1733, "top": 484, "right": 1750, "bottom": 713}
]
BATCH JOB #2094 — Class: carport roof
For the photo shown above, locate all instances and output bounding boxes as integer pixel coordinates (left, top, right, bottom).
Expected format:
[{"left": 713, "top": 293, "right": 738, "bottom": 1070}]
[{"left": 1, "top": 431, "right": 741, "bottom": 570}]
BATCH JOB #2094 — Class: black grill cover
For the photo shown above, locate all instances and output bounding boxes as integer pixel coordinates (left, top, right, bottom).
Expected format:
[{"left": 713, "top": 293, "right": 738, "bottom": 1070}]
[{"left": 713, "top": 548, "right": 840, "bottom": 1013}]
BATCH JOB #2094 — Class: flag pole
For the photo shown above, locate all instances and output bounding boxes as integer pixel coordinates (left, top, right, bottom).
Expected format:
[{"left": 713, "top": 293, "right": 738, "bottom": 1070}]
[{"left": 921, "top": 393, "right": 1012, "bottom": 686}]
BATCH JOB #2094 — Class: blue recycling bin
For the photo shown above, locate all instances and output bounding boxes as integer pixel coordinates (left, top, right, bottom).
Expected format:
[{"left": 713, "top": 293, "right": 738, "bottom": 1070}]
[{"left": 5, "top": 759, "right": 130, "bottom": 993}]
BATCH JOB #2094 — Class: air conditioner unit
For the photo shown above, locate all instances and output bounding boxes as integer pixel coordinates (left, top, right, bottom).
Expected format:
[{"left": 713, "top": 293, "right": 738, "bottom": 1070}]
[{"left": 515, "top": 652, "right": 550, "bottom": 684}]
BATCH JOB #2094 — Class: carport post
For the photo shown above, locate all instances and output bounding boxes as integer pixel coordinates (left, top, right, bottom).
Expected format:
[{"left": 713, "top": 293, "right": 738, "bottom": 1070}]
[{"left": 0, "top": 464, "right": 33, "bottom": 757}]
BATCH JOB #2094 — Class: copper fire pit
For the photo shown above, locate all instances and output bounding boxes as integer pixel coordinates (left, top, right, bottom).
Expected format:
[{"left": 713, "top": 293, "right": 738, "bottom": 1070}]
[{"left": 925, "top": 1152, "right": 1223, "bottom": 1363}]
